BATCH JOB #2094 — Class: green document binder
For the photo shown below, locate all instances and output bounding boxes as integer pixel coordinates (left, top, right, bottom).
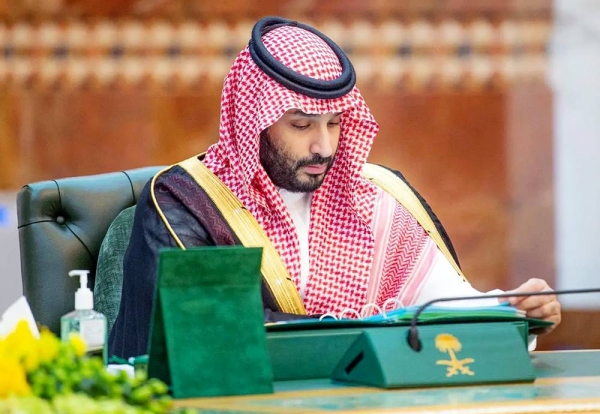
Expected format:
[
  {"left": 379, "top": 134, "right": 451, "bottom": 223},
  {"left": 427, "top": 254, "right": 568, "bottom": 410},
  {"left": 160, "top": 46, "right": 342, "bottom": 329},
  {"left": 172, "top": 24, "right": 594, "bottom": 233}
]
[{"left": 147, "top": 246, "right": 274, "bottom": 398}]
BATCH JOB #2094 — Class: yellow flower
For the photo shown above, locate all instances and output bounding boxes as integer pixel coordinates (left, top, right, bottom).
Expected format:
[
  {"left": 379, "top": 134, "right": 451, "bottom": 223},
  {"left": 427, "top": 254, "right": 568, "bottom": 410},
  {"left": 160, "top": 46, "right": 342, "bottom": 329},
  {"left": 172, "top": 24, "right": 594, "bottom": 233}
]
[
  {"left": 3, "top": 320, "right": 40, "bottom": 372},
  {"left": 37, "top": 328, "right": 59, "bottom": 364},
  {"left": 0, "top": 357, "right": 32, "bottom": 398},
  {"left": 68, "top": 334, "right": 87, "bottom": 357}
]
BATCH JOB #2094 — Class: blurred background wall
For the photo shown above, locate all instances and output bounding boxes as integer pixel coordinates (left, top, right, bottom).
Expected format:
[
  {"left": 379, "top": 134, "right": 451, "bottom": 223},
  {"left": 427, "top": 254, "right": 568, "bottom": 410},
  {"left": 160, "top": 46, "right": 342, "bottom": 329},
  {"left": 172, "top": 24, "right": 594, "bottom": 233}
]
[{"left": 0, "top": 0, "right": 597, "bottom": 349}]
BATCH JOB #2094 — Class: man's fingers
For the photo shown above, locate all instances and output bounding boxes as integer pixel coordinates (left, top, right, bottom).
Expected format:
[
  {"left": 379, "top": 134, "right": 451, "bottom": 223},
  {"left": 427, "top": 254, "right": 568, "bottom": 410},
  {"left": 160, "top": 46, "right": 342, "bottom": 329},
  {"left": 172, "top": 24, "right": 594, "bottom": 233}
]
[
  {"left": 513, "top": 290, "right": 556, "bottom": 311},
  {"left": 502, "top": 278, "right": 561, "bottom": 335},
  {"left": 505, "top": 278, "right": 552, "bottom": 306},
  {"left": 525, "top": 300, "right": 561, "bottom": 320},
  {"left": 529, "top": 304, "right": 562, "bottom": 335},
  {"left": 509, "top": 278, "right": 548, "bottom": 293}
]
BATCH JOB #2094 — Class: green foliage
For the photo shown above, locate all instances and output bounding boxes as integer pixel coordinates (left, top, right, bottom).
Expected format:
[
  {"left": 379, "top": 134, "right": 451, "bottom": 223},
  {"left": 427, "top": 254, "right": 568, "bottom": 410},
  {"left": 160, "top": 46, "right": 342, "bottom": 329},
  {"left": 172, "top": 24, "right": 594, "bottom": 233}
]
[
  {"left": 1, "top": 321, "right": 184, "bottom": 414},
  {"left": 27, "top": 354, "right": 172, "bottom": 414}
]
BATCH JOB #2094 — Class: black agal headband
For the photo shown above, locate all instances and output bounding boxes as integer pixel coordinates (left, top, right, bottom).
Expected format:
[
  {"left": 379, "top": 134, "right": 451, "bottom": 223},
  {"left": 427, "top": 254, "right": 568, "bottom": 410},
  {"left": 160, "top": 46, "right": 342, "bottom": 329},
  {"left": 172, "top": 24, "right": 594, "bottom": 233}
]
[{"left": 248, "top": 17, "right": 356, "bottom": 99}]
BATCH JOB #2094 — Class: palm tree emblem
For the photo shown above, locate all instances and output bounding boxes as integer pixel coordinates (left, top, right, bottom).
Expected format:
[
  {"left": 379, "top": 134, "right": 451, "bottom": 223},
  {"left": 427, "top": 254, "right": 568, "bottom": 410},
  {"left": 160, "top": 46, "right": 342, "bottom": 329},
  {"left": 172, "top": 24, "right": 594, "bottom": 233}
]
[{"left": 435, "top": 333, "right": 475, "bottom": 377}]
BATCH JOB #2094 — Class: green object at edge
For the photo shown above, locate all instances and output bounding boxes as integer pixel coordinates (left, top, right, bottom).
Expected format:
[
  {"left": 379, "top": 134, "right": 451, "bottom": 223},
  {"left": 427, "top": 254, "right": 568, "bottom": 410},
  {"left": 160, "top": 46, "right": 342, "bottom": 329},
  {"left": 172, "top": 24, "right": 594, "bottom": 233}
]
[
  {"left": 147, "top": 246, "right": 274, "bottom": 399},
  {"left": 331, "top": 321, "right": 535, "bottom": 388}
]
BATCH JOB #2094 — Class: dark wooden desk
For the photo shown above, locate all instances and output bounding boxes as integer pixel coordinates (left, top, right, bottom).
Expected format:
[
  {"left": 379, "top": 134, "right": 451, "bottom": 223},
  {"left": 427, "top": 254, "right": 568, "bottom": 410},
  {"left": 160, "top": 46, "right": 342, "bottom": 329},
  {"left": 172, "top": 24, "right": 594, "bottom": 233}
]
[{"left": 173, "top": 350, "right": 600, "bottom": 413}]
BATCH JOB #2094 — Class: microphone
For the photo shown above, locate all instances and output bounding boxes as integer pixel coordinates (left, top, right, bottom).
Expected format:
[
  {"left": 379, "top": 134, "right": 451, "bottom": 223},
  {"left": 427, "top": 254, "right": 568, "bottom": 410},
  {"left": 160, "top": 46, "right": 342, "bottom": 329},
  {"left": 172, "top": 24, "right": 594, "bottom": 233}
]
[{"left": 406, "top": 287, "right": 600, "bottom": 352}]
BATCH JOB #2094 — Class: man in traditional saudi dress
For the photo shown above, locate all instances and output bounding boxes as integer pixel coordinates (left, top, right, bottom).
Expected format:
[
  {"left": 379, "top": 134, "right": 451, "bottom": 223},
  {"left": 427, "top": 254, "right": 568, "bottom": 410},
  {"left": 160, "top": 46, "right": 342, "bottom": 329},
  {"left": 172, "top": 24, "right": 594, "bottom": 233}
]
[{"left": 108, "top": 17, "right": 561, "bottom": 358}]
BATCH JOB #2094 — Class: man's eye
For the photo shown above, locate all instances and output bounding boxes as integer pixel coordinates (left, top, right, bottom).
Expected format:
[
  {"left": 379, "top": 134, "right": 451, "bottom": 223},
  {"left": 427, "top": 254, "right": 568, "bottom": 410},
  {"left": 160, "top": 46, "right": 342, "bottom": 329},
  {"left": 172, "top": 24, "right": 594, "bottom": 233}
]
[
  {"left": 292, "top": 124, "right": 309, "bottom": 130},
  {"left": 328, "top": 121, "right": 340, "bottom": 127}
]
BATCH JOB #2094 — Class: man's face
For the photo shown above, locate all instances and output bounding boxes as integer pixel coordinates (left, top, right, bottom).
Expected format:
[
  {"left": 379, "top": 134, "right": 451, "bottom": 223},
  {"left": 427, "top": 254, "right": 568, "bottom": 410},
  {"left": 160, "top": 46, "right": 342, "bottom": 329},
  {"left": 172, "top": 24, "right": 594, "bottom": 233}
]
[{"left": 259, "top": 109, "right": 342, "bottom": 193}]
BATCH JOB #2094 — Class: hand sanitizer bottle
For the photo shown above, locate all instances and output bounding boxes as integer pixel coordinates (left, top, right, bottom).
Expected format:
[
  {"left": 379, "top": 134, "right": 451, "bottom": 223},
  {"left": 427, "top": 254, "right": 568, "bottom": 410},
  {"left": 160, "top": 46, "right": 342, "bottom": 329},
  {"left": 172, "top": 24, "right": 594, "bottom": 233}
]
[{"left": 60, "top": 270, "right": 107, "bottom": 364}]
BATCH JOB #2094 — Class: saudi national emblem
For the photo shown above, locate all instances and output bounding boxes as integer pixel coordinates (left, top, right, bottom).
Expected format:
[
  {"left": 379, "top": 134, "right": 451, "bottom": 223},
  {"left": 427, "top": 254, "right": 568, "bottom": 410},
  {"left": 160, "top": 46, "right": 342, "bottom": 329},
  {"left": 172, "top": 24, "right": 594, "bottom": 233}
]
[{"left": 435, "top": 333, "right": 475, "bottom": 377}]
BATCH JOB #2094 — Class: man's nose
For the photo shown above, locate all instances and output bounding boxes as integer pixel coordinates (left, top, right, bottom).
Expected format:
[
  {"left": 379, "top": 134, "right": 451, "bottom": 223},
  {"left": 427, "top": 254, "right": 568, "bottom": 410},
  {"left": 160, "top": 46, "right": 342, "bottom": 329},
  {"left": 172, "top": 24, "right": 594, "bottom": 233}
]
[{"left": 309, "top": 126, "right": 334, "bottom": 158}]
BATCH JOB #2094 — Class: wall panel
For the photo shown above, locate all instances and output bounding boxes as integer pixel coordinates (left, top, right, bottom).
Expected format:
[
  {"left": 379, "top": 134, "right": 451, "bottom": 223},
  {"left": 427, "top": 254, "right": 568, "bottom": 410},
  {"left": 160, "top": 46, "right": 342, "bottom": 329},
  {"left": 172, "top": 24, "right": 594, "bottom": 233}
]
[{"left": 0, "top": 0, "right": 574, "bottom": 349}]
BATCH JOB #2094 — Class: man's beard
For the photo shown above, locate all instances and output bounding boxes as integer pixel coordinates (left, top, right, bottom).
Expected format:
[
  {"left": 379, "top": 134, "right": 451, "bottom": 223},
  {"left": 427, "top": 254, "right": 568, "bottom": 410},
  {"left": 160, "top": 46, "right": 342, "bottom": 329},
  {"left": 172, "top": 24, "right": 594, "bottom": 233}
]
[{"left": 259, "top": 130, "right": 334, "bottom": 193}]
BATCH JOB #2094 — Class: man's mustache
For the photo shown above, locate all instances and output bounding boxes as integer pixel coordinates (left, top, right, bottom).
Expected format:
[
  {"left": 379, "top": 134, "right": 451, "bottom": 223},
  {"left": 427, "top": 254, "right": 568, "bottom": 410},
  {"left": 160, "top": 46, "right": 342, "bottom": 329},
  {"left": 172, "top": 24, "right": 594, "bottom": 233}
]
[{"left": 295, "top": 155, "right": 333, "bottom": 169}]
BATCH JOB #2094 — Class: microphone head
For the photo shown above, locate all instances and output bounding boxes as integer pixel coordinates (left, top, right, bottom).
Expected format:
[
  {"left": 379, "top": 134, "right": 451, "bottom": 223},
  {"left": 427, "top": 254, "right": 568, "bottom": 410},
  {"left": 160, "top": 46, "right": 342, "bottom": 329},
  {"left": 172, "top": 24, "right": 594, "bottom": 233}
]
[{"left": 407, "top": 326, "right": 423, "bottom": 352}]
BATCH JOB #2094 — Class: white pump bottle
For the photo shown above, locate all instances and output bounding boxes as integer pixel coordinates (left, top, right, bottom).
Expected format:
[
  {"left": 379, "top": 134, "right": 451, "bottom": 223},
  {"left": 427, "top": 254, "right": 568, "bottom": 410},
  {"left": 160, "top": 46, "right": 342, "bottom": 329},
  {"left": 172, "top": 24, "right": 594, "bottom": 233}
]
[{"left": 60, "top": 270, "right": 107, "bottom": 364}]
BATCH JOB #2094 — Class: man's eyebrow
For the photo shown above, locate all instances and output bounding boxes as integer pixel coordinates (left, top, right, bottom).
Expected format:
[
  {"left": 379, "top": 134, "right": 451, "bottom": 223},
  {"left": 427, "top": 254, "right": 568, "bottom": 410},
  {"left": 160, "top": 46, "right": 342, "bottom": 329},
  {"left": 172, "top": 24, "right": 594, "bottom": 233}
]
[
  {"left": 290, "top": 110, "right": 318, "bottom": 118},
  {"left": 290, "top": 110, "right": 343, "bottom": 117}
]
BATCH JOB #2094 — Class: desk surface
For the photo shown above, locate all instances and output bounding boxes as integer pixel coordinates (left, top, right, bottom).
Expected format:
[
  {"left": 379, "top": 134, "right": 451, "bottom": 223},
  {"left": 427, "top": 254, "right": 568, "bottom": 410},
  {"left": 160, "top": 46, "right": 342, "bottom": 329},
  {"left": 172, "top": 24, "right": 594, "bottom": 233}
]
[{"left": 173, "top": 350, "right": 600, "bottom": 414}]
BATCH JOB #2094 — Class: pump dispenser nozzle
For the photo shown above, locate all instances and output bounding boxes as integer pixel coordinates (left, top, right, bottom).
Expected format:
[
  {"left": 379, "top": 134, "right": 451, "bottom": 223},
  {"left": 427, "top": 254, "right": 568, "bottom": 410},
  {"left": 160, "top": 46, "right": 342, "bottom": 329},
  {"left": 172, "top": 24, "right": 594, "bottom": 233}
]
[{"left": 69, "top": 270, "right": 93, "bottom": 310}]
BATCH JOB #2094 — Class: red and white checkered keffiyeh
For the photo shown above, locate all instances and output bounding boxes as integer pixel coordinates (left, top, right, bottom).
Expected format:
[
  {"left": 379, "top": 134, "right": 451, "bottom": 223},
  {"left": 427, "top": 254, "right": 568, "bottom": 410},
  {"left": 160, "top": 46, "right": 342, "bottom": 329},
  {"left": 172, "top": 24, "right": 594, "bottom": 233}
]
[{"left": 203, "top": 25, "right": 429, "bottom": 316}]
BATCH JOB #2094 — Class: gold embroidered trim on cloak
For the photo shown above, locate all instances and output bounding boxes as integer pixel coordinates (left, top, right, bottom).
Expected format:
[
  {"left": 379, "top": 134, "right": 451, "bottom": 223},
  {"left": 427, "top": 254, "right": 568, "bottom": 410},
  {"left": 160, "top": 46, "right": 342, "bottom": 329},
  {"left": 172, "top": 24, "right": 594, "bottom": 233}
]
[
  {"left": 361, "top": 163, "right": 467, "bottom": 281},
  {"left": 176, "top": 155, "right": 306, "bottom": 315},
  {"left": 150, "top": 166, "right": 186, "bottom": 249}
]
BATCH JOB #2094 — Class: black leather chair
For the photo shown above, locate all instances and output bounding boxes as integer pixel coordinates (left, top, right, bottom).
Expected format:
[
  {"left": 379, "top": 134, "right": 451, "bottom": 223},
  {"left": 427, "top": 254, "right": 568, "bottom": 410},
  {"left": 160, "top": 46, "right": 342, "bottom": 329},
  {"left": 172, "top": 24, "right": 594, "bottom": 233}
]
[{"left": 17, "top": 167, "right": 162, "bottom": 335}]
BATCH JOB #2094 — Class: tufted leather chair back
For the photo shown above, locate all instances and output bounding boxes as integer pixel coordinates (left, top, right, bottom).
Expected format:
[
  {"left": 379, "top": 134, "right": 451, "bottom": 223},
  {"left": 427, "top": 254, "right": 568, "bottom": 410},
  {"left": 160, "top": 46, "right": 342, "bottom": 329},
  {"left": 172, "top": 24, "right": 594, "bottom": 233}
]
[{"left": 16, "top": 167, "right": 162, "bottom": 334}]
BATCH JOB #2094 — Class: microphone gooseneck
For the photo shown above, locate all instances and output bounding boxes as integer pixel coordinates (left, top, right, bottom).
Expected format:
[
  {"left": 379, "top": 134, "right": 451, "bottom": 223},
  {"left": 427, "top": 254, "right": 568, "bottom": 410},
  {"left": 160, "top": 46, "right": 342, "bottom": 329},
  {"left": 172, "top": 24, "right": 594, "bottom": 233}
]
[{"left": 406, "top": 287, "right": 600, "bottom": 352}]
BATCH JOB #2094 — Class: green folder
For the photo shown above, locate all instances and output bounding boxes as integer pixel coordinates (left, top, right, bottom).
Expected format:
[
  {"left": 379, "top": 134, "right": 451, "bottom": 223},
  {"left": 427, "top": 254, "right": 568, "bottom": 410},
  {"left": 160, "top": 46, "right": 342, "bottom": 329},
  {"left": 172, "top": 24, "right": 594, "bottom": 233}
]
[
  {"left": 266, "top": 305, "right": 552, "bottom": 332},
  {"left": 147, "top": 246, "right": 274, "bottom": 398}
]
